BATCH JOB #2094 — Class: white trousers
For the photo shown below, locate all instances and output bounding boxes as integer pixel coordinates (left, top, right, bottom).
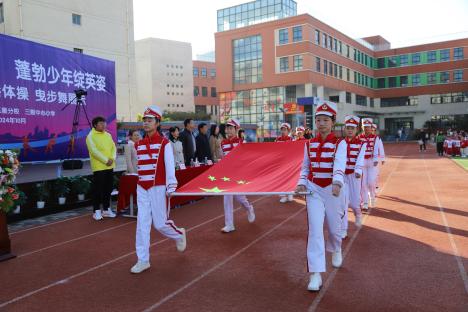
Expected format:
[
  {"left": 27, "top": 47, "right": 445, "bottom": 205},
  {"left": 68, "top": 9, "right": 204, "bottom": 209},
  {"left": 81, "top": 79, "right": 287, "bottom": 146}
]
[
  {"left": 342, "top": 174, "right": 363, "bottom": 232},
  {"left": 361, "top": 159, "right": 377, "bottom": 206},
  {"left": 223, "top": 195, "right": 253, "bottom": 227},
  {"left": 305, "top": 182, "right": 343, "bottom": 273},
  {"left": 136, "top": 185, "right": 183, "bottom": 263}
]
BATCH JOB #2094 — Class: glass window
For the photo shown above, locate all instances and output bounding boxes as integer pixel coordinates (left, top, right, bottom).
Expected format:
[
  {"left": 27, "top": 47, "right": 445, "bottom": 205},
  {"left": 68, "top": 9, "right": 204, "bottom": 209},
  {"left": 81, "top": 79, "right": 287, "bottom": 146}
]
[
  {"left": 279, "top": 57, "right": 289, "bottom": 72},
  {"left": 210, "top": 68, "right": 216, "bottom": 77},
  {"left": 346, "top": 68, "right": 350, "bottom": 81},
  {"left": 334, "top": 38, "right": 338, "bottom": 52},
  {"left": 454, "top": 47, "right": 464, "bottom": 60},
  {"left": 211, "top": 87, "right": 217, "bottom": 97},
  {"left": 400, "top": 76, "right": 408, "bottom": 87},
  {"left": 202, "top": 87, "right": 208, "bottom": 97},
  {"left": 193, "top": 67, "right": 199, "bottom": 77},
  {"left": 440, "top": 49, "right": 450, "bottom": 62},
  {"left": 428, "top": 72, "right": 437, "bottom": 84},
  {"left": 328, "top": 35, "right": 332, "bottom": 49},
  {"left": 322, "top": 33, "right": 327, "bottom": 48},
  {"left": 400, "top": 54, "right": 408, "bottom": 66},
  {"left": 381, "top": 97, "right": 412, "bottom": 107},
  {"left": 356, "top": 95, "right": 367, "bottom": 106},
  {"left": 0, "top": 3, "right": 4, "bottom": 23},
  {"left": 324, "top": 60, "right": 328, "bottom": 75},
  {"left": 329, "top": 62, "right": 334, "bottom": 76},
  {"left": 293, "top": 55, "right": 303, "bottom": 71},
  {"left": 388, "top": 77, "right": 397, "bottom": 88},
  {"left": 412, "top": 53, "right": 421, "bottom": 65},
  {"left": 315, "top": 29, "right": 320, "bottom": 45},
  {"left": 377, "top": 58, "right": 385, "bottom": 68},
  {"left": 233, "top": 35, "right": 262, "bottom": 84},
  {"left": 279, "top": 28, "right": 288, "bottom": 44},
  {"left": 388, "top": 56, "right": 397, "bottom": 68},
  {"left": 194, "top": 86, "right": 200, "bottom": 96},
  {"left": 412, "top": 74, "right": 420, "bottom": 86},
  {"left": 315, "top": 57, "right": 321, "bottom": 72},
  {"left": 370, "top": 98, "right": 374, "bottom": 107},
  {"left": 201, "top": 68, "right": 207, "bottom": 77},
  {"left": 339, "top": 41, "right": 342, "bottom": 54},
  {"left": 440, "top": 71, "right": 449, "bottom": 83},
  {"left": 377, "top": 78, "right": 385, "bottom": 89},
  {"left": 339, "top": 65, "right": 343, "bottom": 79},
  {"left": 427, "top": 51, "right": 436, "bottom": 63},
  {"left": 72, "top": 13, "right": 81, "bottom": 25},
  {"left": 454, "top": 69, "right": 463, "bottom": 82},
  {"left": 346, "top": 45, "right": 350, "bottom": 58},
  {"left": 346, "top": 92, "right": 351, "bottom": 103},
  {"left": 292, "top": 26, "right": 302, "bottom": 42},
  {"left": 73, "top": 48, "right": 83, "bottom": 53},
  {"left": 333, "top": 63, "right": 338, "bottom": 77}
]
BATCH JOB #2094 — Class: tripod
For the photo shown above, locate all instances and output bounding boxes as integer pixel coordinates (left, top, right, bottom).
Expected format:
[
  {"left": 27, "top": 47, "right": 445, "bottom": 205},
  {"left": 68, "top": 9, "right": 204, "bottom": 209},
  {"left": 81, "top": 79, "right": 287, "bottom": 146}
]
[{"left": 60, "top": 95, "right": 91, "bottom": 169}]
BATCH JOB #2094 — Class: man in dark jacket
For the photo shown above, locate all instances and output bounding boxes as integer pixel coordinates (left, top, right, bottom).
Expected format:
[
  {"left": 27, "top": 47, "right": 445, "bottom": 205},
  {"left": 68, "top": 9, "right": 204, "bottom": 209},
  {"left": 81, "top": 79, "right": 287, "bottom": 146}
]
[
  {"left": 179, "top": 118, "right": 196, "bottom": 165},
  {"left": 196, "top": 123, "right": 212, "bottom": 162}
]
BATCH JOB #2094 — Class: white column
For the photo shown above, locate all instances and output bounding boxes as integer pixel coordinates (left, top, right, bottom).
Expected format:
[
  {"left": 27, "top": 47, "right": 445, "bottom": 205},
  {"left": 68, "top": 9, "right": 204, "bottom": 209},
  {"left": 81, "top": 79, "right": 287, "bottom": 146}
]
[
  {"left": 317, "top": 85, "right": 325, "bottom": 100},
  {"left": 339, "top": 91, "right": 346, "bottom": 103},
  {"left": 305, "top": 83, "right": 313, "bottom": 97}
]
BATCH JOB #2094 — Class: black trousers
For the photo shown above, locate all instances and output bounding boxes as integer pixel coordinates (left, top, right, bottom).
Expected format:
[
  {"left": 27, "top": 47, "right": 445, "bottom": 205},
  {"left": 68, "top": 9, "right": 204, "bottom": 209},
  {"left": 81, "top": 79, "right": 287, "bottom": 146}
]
[
  {"left": 436, "top": 142, "right": 444, "bottom": 156},
  {"left": 92, "top": 169, "right": 114, "bottom": 211}
]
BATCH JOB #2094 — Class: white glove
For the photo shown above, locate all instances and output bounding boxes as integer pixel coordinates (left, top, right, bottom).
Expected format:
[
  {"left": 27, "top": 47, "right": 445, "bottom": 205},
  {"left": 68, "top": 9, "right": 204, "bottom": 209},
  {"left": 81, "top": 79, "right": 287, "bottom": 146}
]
[{"left": 166, "top": 186, "right": 177, "bottom": 195}]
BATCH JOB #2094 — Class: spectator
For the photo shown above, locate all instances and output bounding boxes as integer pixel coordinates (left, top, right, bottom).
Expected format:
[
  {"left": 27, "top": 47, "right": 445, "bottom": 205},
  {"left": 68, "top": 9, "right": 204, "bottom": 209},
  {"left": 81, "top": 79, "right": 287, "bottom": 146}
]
[
  {"left": 179, "top": 118, "right": 197, "bottom": 165},
  {"left": 209, "top": 124, "right": 223, "bottom": 162},
  {"left": 86, "top": 116, "right": 116, "bottom": 221},
  {"left": 435, "top": 131, "right": 445, "bottom": 156},
  {"left": 124, "top": 129, "right": 141, "bottom": 174},
  {"left": 238, "top": 129, "right": 245, "bottom": 141},
  {"left": 397, "top": 128, "right": 402, "bottom": 142},
  {"left": 196, "top": 122, "right": 212, "bottom": 162},
  {"left": 169, "top": 126, "right": 184, "bottom": 166},
  {"left": 419, "top": 129, "right": 427, "bottom": 152},
  {"left": 304, "top": 127, "right": 312, "bottom": 139},
  {"left": 219, "top": 124, "right": 227, "bottom": 139}
]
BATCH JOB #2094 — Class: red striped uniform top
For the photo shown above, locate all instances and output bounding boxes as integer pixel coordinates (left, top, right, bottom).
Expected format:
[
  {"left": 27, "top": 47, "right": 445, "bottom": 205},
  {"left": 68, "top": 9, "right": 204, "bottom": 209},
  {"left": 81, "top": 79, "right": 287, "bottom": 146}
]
[
  {"left": 300, "top": 133, "right": 346, "bottom": 188},
  {"left": 359, "top": 133, "right": 377, "bottom": 159},
  {"left": 276, "top": 135, "right": 292, "bottom": 142},
  {"left": 221, "top": 137, "right": 243, "bottom": 157},
  {"left": 135, "top": 133, "right": 176, "bottom": 190},
  {"left": 345, "top": 137, "right": 365, "bottom": 175}
]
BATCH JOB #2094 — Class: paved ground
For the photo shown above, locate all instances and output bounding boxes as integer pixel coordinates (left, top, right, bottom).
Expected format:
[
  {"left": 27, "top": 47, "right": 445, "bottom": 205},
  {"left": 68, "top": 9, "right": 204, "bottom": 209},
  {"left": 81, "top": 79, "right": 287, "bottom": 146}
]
[{"left": 1, "top": 143, "right": 467, "bottom": 311}]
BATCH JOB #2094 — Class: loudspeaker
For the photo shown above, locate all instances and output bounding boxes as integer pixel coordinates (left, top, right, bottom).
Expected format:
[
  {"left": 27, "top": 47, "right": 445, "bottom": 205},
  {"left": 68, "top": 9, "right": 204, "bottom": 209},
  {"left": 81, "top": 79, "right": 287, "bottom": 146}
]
[{"left": 62, "top": 160, "right": 83, "bottom": 170}]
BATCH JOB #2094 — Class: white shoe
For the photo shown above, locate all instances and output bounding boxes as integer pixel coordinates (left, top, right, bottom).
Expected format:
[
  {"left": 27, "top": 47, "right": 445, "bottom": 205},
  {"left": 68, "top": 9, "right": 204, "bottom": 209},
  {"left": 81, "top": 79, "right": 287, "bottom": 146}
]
[
  {"left": 355, "top": 215, "right": 363, "bottom": 228},
  {"left": 102, "top": 208, "right": 116, "bottom": 218},
  {"left": 362, "top": 203, "right": 369, "bottom": 211},
  {"left": 279, "top": 196, "right": 288, "bottom": 203},
  {"left": 247, "top": 207, "right": 255, "bottom": 223},
  {"left": 341, "top": 230, "right": 348, "bottom": 239},
  {"left": 221, "top": 225, "right": 236, "bottom": 233},
  {"left": 130, "top": 261, "right": 150, "bottom": 274},
  {"left": 287, "top": 195, "right": 294, "bottom": 202},
  {"left": 332, "top": 249, "right": 343, "bottom": 268},
  {"left": 307, "top": 273, "right": 322, "bottom": 291},
  {"left": 176, "top": 228, "right": 186, "bottom": 252},
  {"left": 93, "top": 210, "right": 103, "bottom": 221}
]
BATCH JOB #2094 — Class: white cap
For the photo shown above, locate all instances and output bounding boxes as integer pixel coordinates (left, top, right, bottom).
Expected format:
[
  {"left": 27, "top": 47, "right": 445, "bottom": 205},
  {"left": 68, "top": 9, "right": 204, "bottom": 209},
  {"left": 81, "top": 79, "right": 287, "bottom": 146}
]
[
  {"left": 226, "top": 118, "right": 241, "bottom": 128},
  {"left": 280, "top": 122, "right": 291, "bottom": 130},
  {"left": 143, "top": 105, "right": 163, "bottom": 119}
]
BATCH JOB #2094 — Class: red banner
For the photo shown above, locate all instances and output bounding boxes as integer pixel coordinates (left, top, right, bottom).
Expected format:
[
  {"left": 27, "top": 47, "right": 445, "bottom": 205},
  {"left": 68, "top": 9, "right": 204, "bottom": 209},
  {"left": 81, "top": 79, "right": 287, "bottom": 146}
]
[
  {"left": 174, "top": 141, "right": 306, "bottom": 195},
  {"left": 283, "top": 103, "right": 304, "bottom": 114}
]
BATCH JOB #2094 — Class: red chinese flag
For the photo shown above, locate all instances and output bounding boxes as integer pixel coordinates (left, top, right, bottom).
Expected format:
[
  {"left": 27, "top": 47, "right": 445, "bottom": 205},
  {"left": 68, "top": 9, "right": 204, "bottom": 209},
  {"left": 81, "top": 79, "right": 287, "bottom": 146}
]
[{"left": 174, "top": 141, "right": 306, "bottom": 195}]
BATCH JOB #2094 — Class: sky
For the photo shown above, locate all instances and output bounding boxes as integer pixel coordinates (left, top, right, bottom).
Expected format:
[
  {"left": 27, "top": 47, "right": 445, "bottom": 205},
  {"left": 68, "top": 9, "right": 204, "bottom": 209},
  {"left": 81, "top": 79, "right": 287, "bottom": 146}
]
[{"left": 133, "top": 0, "right": 468, "bottom": 58}]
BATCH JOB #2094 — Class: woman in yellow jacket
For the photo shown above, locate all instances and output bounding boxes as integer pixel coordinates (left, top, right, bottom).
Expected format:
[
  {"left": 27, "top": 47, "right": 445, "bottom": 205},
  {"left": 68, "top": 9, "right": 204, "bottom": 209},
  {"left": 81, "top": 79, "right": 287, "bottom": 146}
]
[{"left": 86, "top": 116, "right": 117, "bottom": 221}]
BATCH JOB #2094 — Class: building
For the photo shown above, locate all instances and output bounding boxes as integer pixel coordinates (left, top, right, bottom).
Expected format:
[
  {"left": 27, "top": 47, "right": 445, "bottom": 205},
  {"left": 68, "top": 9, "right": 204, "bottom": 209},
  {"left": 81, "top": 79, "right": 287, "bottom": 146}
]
[
  {"left": 193, "top": 60, "right": 218, "bottom": 119},
  {"left": 135, "top": 38, "right": 195, "bottom": 113},
  {"left": 0, "top": 0, "right": 138, "bottom": 121},
  {"left": 215, "top": 0, "right": 468, "bottom": 139},
  {"left": 196, "top": 51, "right": 215, "bottom": 62}
]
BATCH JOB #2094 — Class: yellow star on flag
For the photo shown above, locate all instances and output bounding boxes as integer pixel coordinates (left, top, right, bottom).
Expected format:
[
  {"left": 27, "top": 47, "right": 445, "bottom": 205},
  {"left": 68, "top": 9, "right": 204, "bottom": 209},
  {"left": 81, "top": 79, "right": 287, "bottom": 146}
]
[
  {"left": 222, "top": 177, "right": 231, "bottom": 182},
  {"left": 200, "top": 187, "right": 225, "bottom": 193},
  {"left": 237, "top": 180, "right": 247, "bottom": 185},
  {"left": 208, "top": 175, "right": 216, "bottom": 181}
]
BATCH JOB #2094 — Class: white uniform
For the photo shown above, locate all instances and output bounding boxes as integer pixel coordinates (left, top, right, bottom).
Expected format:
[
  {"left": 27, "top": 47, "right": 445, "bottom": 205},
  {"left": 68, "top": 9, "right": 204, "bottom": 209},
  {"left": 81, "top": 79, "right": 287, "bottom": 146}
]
[
  {"left": 136, "top": 142, "right": 183, "bottom": 263},
  {"left": 298, "top": 138, "right": 347, "bottom": 273},
  {"left": 342, "top": 142, "right": 366, "bottom": 233},
  {"left": 360, "top": 136, "right": 379, "bottom": 207},
  {"left": 374, "top": 136, "right": 385, "bottom": 191}
]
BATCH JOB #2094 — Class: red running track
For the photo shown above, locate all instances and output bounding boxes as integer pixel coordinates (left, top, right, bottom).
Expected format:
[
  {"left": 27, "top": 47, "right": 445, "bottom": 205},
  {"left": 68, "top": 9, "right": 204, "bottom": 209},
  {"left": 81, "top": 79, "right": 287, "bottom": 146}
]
[{"left": 0, "top": 143, "right": 467, "bottom": 311}]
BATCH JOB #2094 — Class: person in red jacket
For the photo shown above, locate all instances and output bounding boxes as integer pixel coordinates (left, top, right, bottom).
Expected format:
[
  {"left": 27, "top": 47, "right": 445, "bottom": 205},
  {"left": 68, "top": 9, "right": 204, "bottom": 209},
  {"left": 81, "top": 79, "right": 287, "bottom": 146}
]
[
  {"left": 220, "top": 118, "right": 255, "bottom": 233},
  {"left": 276, "top": 122, "right": 293, "bottom": 203},
  {"left": 295, "top": 101, "right": 347, "bottom": 291},
  {"left": 130, "top": 105, "right": 187, "bottom": 274}
]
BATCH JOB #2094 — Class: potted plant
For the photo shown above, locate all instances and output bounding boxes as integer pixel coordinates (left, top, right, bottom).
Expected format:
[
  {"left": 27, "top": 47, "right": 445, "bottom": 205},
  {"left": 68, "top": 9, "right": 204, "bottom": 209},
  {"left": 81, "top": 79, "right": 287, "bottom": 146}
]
[
  {"left": 54, "top": 177, "right": 70, "bottom": 205},
  {"left": 12, "top": 186, "right": 27, "bottom": 214},
  {"left": 71, "top": 176, "right": 91, "bottom": 201},
  {"left": 34, "top": 182, "right": 49, "bottom": 209},
  {"left": 0, "top": 149, "right": 20, "bottom": 261}
]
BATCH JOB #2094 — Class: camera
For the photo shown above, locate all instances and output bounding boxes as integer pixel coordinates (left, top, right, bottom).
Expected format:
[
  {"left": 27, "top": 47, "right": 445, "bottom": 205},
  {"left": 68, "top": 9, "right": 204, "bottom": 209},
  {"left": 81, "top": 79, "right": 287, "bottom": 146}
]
[{"left": 74, "top": 88, "right": 88, "bottom": 99}]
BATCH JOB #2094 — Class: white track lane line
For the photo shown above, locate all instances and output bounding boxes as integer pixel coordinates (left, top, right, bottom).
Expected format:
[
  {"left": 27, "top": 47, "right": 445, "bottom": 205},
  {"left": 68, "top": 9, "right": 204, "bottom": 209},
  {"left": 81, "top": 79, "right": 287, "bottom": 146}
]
[
  {"left": 141, "top": 206, "right": 306, "bottom": 312},
  {"left": 0, "top": 197, "right": 267, "bottom": 309},
  {"left": 16, "top": 221, "right": 134, "bottom": 258},
  {"left": 308, "top": 144, "right": 408, "bottom": 312},
  {"left": 10, "top": 214, "right": 89, "bottom": 235},
  {"left": 423, "top": 156, "right": 468, "bottom": 295}
]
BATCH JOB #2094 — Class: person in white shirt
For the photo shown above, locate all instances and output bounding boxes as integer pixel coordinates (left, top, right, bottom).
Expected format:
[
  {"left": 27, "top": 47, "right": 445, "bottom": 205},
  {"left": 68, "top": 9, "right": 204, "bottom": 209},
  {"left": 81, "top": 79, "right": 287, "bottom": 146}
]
[{"left": 124, "top": 129, "right": 141, "bottom": 174}]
